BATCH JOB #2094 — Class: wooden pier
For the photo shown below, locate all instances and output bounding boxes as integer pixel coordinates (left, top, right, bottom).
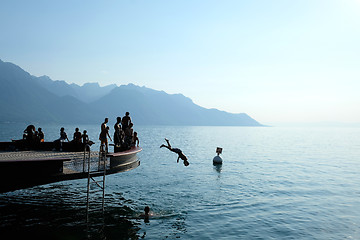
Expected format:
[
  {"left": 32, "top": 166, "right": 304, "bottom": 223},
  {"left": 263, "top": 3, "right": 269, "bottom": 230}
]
[{"left": 0, "top": 147, "right": 142, "bottom": 193}]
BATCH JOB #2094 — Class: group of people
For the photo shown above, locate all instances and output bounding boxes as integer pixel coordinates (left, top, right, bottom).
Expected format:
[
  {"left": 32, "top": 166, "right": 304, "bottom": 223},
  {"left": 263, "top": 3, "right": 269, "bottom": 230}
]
[
  {"left": 23, "top": 124, "right": 44, "bottom": 144},
  {"left": 21, "top": 112, "right": 139, "bottom": 153},
  {"left": 22, "top": 112, "right": 189, "bottom": 167},
  {"left": 99, "top": 112, "right": 140, "bottom": 152},
  {"left": 23, "top": 124, "right": 93, "bottom": 146},
  {"left": 56, "top": 127, "right": 93, "bottom": 146}
]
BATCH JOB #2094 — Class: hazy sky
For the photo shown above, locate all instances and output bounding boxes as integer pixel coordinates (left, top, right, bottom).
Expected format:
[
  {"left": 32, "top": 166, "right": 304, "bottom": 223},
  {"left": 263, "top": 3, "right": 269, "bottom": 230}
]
[{"left": 1, "top": 0, "right": 360, "bottom": 124}]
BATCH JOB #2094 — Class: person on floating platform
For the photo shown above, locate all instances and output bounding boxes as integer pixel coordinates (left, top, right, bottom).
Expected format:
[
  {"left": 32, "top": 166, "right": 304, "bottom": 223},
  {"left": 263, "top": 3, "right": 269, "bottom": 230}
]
[
  {"left": 82, "top": 130, "right": 94, "bottom": 151},
  {"left": 132, "top": 131, "right": 140, "bottom": 147},
  {"left": 124, "top": 123, "right": 134, "bottom": 149},
  {"left": 100, "top": 118, "right": 112, "bottom": 152},
  {"left": 121, "top": 112, "right": 132, "bottom": 130},
  {"left": 53, "top": 127, "right": 69, "bottom": 151},
  {"left": 59, "top": 127, "right": 70, "bottom": 142},
  {"left": 37, "top": 128, "right": 44, "bottom": 142},
  {"left": 114, "top": 117, "right": 123, "bottom": 146},
  {"left": 101, "top": 117, "right": 109, "bottom": 132},
  {"left": 99, "top": 126, "right": 112, "bottom": 153},
  {"left": 72, "top": 128, "right": 82, "bottom": 143},
  {"left": 82, "top": 130, "right": 89, "bottom": 144},
  {"left": 160, "top": 138, "right": 189, "bottom": 166},
  {"left": 23, "top": 125, "right": 35, "bottom": 142}
]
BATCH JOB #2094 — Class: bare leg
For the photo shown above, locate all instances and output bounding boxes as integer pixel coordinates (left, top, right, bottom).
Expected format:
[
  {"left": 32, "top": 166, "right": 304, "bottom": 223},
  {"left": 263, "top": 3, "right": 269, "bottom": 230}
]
[
  {"left": 161, "top": 145, "right": 171, "bottom": 150},
  {"left": 160, "top": 138, "right": 172, "bottom": 150},
  {"left": 165, "top": 138, "right": 171, "bottom": 148}
]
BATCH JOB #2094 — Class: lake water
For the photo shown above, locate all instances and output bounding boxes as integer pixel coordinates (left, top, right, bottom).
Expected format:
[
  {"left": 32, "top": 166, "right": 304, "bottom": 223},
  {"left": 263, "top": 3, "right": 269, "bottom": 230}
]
[{"left": 0, "top": 124, "right": 359, "bottom": 239}]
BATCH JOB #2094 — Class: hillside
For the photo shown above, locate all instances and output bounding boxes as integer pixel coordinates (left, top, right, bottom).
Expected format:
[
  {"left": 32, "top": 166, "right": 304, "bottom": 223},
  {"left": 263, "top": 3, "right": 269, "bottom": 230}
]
[{"left": 0, "top": 59, "right": 262, "bottom": 126}]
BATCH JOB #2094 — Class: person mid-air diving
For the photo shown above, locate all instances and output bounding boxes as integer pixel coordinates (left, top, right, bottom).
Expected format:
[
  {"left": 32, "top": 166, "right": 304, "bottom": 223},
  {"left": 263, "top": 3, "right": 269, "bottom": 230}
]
[{"left": 160, "top": 138, "right": 189, "bottom": 166}]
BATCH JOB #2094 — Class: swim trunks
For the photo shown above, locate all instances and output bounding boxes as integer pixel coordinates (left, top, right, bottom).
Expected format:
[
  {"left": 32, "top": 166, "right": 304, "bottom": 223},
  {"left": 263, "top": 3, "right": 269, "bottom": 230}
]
[{"left": 171, "top": 148, "right": 182, "bottom": 154}]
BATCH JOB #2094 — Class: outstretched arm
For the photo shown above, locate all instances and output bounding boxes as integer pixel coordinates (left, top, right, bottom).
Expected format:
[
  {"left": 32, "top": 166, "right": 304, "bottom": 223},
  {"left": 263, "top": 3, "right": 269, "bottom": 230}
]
[
  {"left": 107, "top": 132, "right": 112, "bottom": 142},
  {"left": 177, "top": 155, "right": 180, "bottom": 163}
]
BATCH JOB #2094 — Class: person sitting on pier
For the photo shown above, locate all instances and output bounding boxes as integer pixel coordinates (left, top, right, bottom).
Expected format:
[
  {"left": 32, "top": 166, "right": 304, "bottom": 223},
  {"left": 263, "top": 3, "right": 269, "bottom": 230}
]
[
  {"left": 23, "top": 125, "right": 35, "bottom": 143},
  {"left": 160, "top": 138, "right": 189, "bottom": 166},
  {"left": 37, "top": 127, "right": 44, "bottom": 142},
  {"left": 73, "top": 128, "right": 82, "bottom": 143},
  {"left": 59, "top": 127, "right": 70, "bottom": 142},
  {"left": 82, "top": 130, "right": 89, "bottom": 144},
  {"left": 82, "top": 130, "right": 94, "bottom": 150},
  {"left": 53, "top": 127, "right": 69, "bottom": 151}
]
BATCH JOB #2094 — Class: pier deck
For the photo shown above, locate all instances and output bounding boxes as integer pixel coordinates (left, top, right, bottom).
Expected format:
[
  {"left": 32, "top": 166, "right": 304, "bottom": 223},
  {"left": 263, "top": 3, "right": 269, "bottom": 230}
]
[{"left": 0, "top": 147, "right": 141, "bottom": 193}]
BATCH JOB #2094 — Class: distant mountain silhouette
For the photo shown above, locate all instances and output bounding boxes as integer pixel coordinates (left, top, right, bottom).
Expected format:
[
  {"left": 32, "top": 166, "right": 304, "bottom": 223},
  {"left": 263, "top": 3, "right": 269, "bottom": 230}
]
[
  {"left": 0, "top": 59, "right": 263, "bottom": 126},
  {"left": 0, "top": 60, "right": 94, "bottom": 123},
  {"left": 92, "top": 84, "right": 261, "bottom": 126},
  {"left": 33, "top": 76, "right": 117, "bottom": 103}
]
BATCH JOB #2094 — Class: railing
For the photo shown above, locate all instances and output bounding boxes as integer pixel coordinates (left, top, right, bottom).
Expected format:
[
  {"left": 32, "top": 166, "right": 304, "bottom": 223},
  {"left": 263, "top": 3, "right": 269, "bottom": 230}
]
[{"left": 85, "top": 143, "right": 107, "bottom": 223}]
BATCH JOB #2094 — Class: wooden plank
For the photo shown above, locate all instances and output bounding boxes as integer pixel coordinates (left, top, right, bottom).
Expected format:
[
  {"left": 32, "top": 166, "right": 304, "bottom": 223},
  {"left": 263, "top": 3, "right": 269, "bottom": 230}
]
[
  {"left": 0, "top": 149, "right": 141, "bottom": 193},
  {"left": 0, "top": 157, "right": 71, "bottom": 163},
  {"left": 0, "top": 151, "right": 92, "bottom": 162}
]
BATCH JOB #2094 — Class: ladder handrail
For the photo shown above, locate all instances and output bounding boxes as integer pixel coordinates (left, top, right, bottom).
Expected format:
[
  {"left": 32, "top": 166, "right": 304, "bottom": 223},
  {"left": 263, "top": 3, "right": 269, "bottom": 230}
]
[
  {"left": 86, "top": 143, "right": 107, "bottom": 222},
  {"left": 83, "top": 144, "right": 91, "bottom": 173}
]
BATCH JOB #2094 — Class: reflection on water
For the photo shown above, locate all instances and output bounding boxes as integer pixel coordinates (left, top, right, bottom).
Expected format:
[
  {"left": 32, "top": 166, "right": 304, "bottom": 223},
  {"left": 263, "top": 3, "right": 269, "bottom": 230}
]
[
  {"left": 0, "top": 178, "right": 188, "bottom": 239},
  {"left": 213, "top": 164, "right": 222, "bottom": 174},
  {"left": 0, "top": 183, "right": 140, "bottom": 239}
]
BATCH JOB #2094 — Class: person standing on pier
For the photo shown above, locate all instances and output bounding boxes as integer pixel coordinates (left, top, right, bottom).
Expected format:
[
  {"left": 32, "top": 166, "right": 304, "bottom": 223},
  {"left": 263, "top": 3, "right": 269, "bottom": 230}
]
[
  {"left": 121, "top": 112, "right": 132, "bottom": 130},
  {"left": 114, "top": 117, "right": 123, "bottom": 146},
  {"left": 101, "top": 118, "right": 109, "bottom": 132},
  {"left": 124, "top": 123, "right": 134, "bottom": 149},
  {"left": 100, "top": 118, "right": 112, "bottom": 152}
]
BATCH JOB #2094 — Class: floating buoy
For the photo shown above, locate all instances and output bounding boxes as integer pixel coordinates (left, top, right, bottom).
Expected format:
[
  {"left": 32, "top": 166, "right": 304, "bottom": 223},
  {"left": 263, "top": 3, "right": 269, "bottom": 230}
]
[
  {"left": 213, "top": 147, "right": 223, "bottom": 165},
  {"left": 213, "top": 155, "right": 222, "bottom": 164}
]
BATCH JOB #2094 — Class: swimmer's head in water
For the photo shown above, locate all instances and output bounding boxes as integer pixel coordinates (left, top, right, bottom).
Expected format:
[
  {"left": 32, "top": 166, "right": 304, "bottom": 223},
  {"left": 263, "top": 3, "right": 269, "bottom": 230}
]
[
  {"left": 184, "top": 160, "right": 190, "bottom": 166},
  {"left": 144, "top": 206, "right": 150, "bottom": 214}
]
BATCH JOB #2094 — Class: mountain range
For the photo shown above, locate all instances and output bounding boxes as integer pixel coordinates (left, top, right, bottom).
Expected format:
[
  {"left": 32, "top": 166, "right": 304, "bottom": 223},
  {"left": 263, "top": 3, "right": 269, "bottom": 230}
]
[{"left": 0, "top": 59, "right": 262, "bottom": 126}]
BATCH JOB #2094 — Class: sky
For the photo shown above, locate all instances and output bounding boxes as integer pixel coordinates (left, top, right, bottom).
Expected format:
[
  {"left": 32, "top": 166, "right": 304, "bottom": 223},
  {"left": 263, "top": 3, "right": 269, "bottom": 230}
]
[{"left": 1, "top": 0, "right": 360, "bottom": 124}]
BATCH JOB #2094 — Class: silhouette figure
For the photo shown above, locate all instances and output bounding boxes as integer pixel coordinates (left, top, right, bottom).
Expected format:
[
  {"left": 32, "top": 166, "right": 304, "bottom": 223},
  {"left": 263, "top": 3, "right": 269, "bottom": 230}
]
[
  {"left": 114, "top": 117, "right": 123, "bottom": 146},
  {"left": 132, "top": 131, "right": 139, "bottom": 147},
  {"left": 121, "top": 112, "right": 132, "bottom": 130},
  {"left": 59, "top": 127, "right": 69, "bottom": 142},
  {"left": 160, "top": 138, "right": 189, "bottom": 166},
  {"left": 37, "top": 127, "right": 44, "bottom": 142},
  {"left": 73, "top": 128, "right": 82, "bottom": 143}
]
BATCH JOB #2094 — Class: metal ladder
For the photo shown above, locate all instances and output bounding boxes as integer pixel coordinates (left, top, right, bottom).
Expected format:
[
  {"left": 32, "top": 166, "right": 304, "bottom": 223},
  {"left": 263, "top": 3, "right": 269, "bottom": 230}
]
[{"left": 85, "top": 143, "right": 107, "bottom": 222}]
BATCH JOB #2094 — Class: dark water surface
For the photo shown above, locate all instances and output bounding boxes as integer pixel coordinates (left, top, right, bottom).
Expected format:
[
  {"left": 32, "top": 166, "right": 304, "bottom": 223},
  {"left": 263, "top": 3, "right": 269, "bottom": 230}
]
[{"left": 0, "top": 124, "right": 359, "bottom": 239}]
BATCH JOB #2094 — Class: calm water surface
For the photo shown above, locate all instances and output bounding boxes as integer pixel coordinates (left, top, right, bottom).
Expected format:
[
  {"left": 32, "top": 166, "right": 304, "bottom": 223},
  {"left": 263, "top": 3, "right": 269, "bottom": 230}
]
[{"left": 0, "top": 124, "right": 359, "bottom": 239}]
